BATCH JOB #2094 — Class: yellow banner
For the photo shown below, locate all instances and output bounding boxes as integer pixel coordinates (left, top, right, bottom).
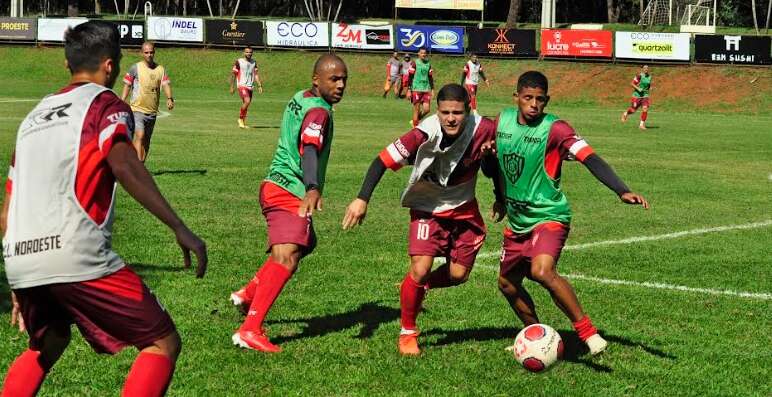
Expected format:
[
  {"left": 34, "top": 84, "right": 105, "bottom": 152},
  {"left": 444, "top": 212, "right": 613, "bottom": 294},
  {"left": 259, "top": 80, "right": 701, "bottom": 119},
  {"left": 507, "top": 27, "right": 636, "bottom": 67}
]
[{"left": 395, "top": 0, "right": 484, "bottom": 11}]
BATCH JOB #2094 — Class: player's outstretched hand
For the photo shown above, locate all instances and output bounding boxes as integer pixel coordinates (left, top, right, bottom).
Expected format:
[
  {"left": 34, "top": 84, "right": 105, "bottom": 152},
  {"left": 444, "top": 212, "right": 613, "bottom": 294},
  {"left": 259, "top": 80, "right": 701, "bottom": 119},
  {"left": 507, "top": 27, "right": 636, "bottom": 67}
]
[
  {"left": 10, "top": 292, "right": 25, "bottom": 332},
  {"left": 258, "top": 86, "right": 264, "bottom": 94},
  {"left": 166, "top": 98, "right": 174, "bottom": 111},
  {"left": 620, "top": 192, "right": 650, "bottom": 209},
  {"left": 174, "top": 225, "right": 208, "bottom": 278},
  {"left": 299, "top": 189, "right": 322, "bottom": 218},
  {"left": 480, "top": 139, "right": 496, "bottom": 156},
  {"left": 342, "top": 198, "right": 368, "bottom": 230},
  {"left": 490, "top": 200, "right": 506, "bottom": 223}
]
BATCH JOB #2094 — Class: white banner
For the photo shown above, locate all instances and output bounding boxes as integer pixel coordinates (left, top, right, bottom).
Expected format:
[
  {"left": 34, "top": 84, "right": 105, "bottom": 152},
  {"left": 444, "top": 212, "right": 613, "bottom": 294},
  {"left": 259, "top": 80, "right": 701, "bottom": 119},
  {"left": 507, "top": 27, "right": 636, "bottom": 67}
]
[
  {"left": 395, "top": 0, "right": 484, "bottom": 11},
  {"left": 265, "top": 21, "right": 329, "bottom": 47},
  {"left": 615, "top": 31, "right": 690, "bottom": 61},
  {"left": 147, "top": 16, "right": 203, "bottom": 42},
  {"left": 331, "top": 23, "right": 393, "bottom": 50},
  {"left": 37, "top": 18, "right": 88, "bottom": 41}
]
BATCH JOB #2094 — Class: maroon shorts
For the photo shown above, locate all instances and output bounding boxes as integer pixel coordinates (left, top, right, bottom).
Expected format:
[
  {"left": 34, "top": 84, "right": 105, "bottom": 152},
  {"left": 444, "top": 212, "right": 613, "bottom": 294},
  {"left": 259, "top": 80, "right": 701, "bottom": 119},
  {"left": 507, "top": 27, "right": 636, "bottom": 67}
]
[
  {"left": 259, "top": 181, "right": 316, "bottom": 255},
  {"left": 238, "top": 86, "right": 253, "bottom": 101},
  {"left": 631, "top": 97, "right": 650, "bottom": 109},
  {"left": 464, "top": 83, "right": 478, "bottom": 97},
  {"left": 411, "top": 91, "right": 432, "bottom": 105},
  {"left": 408, "top": 208, "right": 487, "bottom": 268},
  {"left": 14, "top": 267, "right": 175, "bottom": 355},
  {"left": 499, "top": 222, "right": 570, "bottom": 276}
]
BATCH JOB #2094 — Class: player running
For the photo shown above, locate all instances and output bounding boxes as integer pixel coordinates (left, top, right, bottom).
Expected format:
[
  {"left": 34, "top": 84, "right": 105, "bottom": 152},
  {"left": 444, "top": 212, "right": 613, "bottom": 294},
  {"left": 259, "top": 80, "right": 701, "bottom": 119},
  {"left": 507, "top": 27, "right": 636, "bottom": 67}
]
[
  {"left": 342, "top": 83, "right": 498, "bottom": 356},
  {"left": 406, "top": 48, "right": 435, "bottom": 127},
  {"left": 121, "top": 41, "right": 174, "bottom": 162},
  {"left": 230, "top": 46, "right": 263, "bottom": 129},
  {"left": 461, "top": 54, "right": 490, "bottom": 115},
  {"left": 399, "top": 53, "right": 412, "bottom": 99},
  {"left": 229, "top": 54, "right": 348, "bottom": 353},
  {"left": 621, "top": 65, "right": 652, "bottom": 130},
  {"left": 490, "top": 71, "right": 649, "bottom": 356},
  {"left": 383, "top": 51, "right": 402, "bottom": 99},
  {"left": 1, "top": 21, "right": 207, "bottom": 396}
]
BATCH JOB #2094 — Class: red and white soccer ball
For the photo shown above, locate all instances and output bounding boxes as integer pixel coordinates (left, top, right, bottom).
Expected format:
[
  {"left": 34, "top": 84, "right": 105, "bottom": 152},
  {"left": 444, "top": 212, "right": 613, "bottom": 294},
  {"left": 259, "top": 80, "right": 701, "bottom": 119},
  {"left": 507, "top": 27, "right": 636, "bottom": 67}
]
[{"left": 512, "top": 324, "right": 564, "bottom": 373}]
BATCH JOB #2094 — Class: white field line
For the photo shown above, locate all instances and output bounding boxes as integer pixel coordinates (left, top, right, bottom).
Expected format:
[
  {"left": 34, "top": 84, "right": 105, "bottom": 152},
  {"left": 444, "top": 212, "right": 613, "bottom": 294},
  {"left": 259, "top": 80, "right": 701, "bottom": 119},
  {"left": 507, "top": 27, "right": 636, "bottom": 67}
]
[
  {"left": 473, "top": 264, "right": 772, "bottom": 300},
  {"left": 477, "top": 220, "right": 772, "bottom": 259}
]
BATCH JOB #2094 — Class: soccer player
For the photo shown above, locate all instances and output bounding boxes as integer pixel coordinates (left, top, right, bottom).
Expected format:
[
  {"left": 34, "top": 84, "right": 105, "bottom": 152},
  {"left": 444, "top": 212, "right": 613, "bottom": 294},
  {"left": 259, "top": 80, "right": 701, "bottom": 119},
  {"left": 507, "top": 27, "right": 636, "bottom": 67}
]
[
  {"left": 121, "top": 41, "right": 174, "bottom": 162},
  {"left": 406, "top": 48, "right": 434, "bottom": 127},
  {"left": 460, "top": 54, "right": 490, "bottom": 115},
  {"left": 398, "top": 53, "right": 412, "bottom": 99},
  {"left": 230, "top": 46, "right": 263, "bottom": 129},
  {"left": 229, "top": 54, "right": 348, "bottom": 353},
  {"left": 490, "top": 71, "right": 649, "bottom": 356},
  {"left": 1, "top": 21, "right": 207, "bottom": 396},
  {"left": 621, "top": 65, "right": 652, "bottom": 130},
  {"left": 342, "top": 83, "right": 498, "bottom": 356},
  {"left": 382, "top": 51, "right": 402, "bottom": 99}
]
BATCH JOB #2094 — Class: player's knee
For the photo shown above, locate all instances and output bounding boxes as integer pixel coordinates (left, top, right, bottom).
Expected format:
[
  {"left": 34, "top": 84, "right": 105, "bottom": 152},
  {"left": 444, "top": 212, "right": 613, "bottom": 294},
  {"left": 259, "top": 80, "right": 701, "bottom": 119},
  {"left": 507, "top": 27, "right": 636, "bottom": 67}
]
[
  {"left": 149, "top": 330, "right": 182, "bottom": 361},
  {"left": 133, "top": 130, "right": 145, "bottom": 142},
  {"left": 448, "top": 264, "right": 470, "bottom": 284},
  {"left": 498, "top": 275, "right": 514, "bottom": 293},
  {"left": 529, "top": 265, "right": 557, "bottom": 285}
]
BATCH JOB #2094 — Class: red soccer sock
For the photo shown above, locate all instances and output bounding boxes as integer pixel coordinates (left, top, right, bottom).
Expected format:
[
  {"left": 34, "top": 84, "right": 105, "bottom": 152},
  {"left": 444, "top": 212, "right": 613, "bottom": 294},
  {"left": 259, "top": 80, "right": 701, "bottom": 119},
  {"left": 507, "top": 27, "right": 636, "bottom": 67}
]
[
  {"left": 641, "top": 110, "right": 648, "bottom": 122},
  {"left": 241, "top": 261, "right": 271, "bottom": 302},
  {"left": 426, "top": 263, "right": 453, "bottom": 290},
  {"left": 122, "top": 352, "right": 174, "bottom": 397},
  {"left": 240, "top": 260, "right": 293, "bottom": 332},
  {"left": 239, "top": 107, "right": 247, "bottom": 119},
  {"left": 1, "top": 349, "right": 46, "bottom": 397},
  {"left": 572, "top": 315, "right": 599, "bottom": 342},
  {"left": 470, "top": 97, "right": 478, "bottom": 111},
  {"left": 400, "top": 274, "right": 426, "bottom": 331}
]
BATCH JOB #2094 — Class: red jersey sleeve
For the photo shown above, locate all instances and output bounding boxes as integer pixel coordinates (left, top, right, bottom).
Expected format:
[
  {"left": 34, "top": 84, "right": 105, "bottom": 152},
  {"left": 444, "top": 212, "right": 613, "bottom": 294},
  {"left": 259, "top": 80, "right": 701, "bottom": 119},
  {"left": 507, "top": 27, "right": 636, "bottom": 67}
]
[
  {"left": 378, "top": 129, "right": 427, "bottom": 171},
  {"left": 632, "top": 75, "right": 640, "bottom": 85},
  {"left": 299, "top": 108, "right": 331, "bottom": 153},
  {"left": 93, "top": 92, "right": 133, "bottom": 159},
  {"left": 550, "top": 120, "right": 594, "bottom": 162},
  {"left": 5, "top": 150, "right": 15, "bottom": 195},
  {"left": 232, "top": 60, "right": 240, "bottom": 75},
  {"left": 408, "top": 61, "right": 416, "bottom": 75}
]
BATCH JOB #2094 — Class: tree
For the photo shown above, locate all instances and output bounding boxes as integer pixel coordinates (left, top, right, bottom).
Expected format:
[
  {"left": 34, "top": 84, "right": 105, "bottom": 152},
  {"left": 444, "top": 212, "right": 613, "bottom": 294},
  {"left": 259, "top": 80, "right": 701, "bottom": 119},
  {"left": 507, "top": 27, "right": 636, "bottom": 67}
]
[
  {"left": 506, "top": 0, "right": 522, "bottom": 27},
  {"left": 607, "top": 0, "right": 621, "bottom": 23}
]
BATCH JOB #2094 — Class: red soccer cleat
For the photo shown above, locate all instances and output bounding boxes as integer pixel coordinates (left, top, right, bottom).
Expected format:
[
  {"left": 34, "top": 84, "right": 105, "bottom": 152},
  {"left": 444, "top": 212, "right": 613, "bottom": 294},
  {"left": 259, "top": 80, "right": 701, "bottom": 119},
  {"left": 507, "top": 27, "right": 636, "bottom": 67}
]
[
  {"left": 232, "top": 330, "right": 281, "bottom": 353},
  {"left": 398, "top": 332, "right": 421, "bottom": 356}
]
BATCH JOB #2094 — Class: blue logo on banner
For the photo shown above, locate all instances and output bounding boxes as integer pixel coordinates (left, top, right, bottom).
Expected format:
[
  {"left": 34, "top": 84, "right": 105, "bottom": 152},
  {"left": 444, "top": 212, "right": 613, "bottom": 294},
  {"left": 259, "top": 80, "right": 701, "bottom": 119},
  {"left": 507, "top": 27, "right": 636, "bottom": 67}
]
[{"left": 397, "top": 25, "right": 464, "bottom": 53}]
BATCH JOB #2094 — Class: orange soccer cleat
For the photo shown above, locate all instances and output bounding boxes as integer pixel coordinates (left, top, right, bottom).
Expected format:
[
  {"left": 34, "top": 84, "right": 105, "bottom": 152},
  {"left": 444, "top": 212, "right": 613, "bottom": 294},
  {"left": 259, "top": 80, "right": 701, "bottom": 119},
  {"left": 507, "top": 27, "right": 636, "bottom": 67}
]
[
  {"left": 232, "top": 330, "right": 281, "bottom": 353},
  {"left": 398, "top": 332, "right": 421, "bottom": 356}
]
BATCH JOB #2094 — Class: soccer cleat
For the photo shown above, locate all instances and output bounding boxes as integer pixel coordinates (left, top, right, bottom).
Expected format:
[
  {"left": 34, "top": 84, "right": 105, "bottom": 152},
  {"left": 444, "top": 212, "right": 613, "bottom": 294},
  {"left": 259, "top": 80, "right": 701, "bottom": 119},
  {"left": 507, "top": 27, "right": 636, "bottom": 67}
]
[
  {"left": 621, "top": 112, "right": 628, "bottom": 122},
  {"left": 229, "top": 288, "right": 250, "bottom": 314},
  {"left": 639, "top": 121, "right": 647, "bottom": 130},
  {"left": 398, "top": 332, "right": 421, "bottom": 356},
  {"left": 585, "top": 334, "right": 608, "bottom": 355},
  {"left": 232, "top": 330, "right": 281, "bottom": 353},
  {"left": 238, "top": 118, "right": 247, "bottom": 129}
]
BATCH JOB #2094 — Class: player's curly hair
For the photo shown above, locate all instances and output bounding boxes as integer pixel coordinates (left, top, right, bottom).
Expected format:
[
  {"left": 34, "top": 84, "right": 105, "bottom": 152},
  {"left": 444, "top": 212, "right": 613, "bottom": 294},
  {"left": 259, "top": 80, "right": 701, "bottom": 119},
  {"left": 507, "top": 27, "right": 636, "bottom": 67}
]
[
  {"left": 517, "top": 71, "right": 548, "bottom": 93},
  {"left": 64, "top": 21, "right": 121, "bottom": 74}
]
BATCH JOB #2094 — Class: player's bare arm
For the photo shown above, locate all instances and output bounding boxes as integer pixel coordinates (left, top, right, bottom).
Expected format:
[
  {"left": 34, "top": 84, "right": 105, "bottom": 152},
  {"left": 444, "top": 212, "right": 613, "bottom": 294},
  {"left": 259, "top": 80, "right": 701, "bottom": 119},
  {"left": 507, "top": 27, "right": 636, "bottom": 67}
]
[
  {"left": 480, "top": 70, "right": 490, "bottom": 86},
  {"left": 1, "top": 189, "right": 24, "bottom": 332},
  {"left": 229, "top": 64, "right": 237, "bottom": 94},
  {"left": 255, "top": 67, "right": 263, "bottom": 94},
  {"left": 120, "top": 81, "right": 130, "bottom": 102},
  {"left": 107, "top": 140, "right": 208, "bottom": 277},
  {"left": 163, "top": 81, "right": 174, "bottom": 110}
]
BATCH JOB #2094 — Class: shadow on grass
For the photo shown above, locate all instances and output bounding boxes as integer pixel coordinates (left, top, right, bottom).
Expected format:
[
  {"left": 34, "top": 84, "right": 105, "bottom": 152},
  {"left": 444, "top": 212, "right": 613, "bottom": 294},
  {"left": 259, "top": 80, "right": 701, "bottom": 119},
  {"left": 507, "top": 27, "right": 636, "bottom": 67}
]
[
  {"left": 267, "top": 302, "right": 400, "bottom": 344},
  {"left": 151, "top": 169, "right": 207, "bottom": 176},
  {"left": 423, "top": 326, "right": 675, "bottom": 373},
  {"left": 248, "top": 125, "right": 279, "bottom": 129},
  {"left": 128, "top": 263, "right": 187, "bottom": 276}
]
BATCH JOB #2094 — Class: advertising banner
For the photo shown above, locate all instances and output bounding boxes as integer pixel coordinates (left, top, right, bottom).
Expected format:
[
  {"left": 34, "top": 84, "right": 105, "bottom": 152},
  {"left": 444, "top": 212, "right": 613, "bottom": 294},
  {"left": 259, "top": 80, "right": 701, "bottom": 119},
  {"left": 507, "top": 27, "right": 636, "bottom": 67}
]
[
  {"left": 615, "top": 31, "right": 690, "bottom": 61},
  {"left": 331, "top": 23, "right": 393, "bottom": 50},
  {"left": 205, "top": 19, "right": 264, "bottom": 46},
  {"left": 395, "top": 0, "right": 484, "bottom": 10},
  {"left": 265, "top": 21, "right": 329, "bottom": 47},
  {"left": 694, "top": 35, "right": 771, "bottom": 65},
  {"left": 112, "top": 20, "right": 144, "bottom": 46},
  {"left": 37, "top": 18, "right": 88, "bottom": 41},
  {"left": 147, "top": 16, "right": 203, "bottom": 42},
  {"left": 396, "top": 25, "right": 464, "bottom": 54},
  {"left": 467, "top": 28, "right": 537, "bottom": 57},
  {"left": 0, "top": 18, "right": 36, "bottom": 41},
  {"left": 541, "top": 29, "right": 612, "bottom": 58}
]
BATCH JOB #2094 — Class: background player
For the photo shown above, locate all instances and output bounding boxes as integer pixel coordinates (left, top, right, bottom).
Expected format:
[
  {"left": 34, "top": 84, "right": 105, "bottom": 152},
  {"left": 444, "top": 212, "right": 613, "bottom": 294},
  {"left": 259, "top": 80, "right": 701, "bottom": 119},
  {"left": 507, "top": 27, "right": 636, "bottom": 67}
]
[
  {"left": 229, "top": 54, "right": 348, "bottom": 353},
  {"left": 621, "top": 65, "right": 652, "bottom": 130},
  {"left": 230, "top": 46, "right": 263, "bottom": 129},
  {"left": 382, "top": 51, "right": 402, "bottom": 99},
  {"left": 406, "top": 48, "right": 434, "bottom": 127},
  {"left": 460, "top": 54, "right": 490, "bottom": 116},
  {"left": 121, "top": 41, "right": 173, "bottom": 162},
  {"left": 342, "top": 84, "right": 497, "bottom": 356},
  {"left": 490, "top": 71, "right": 649, "bottom": 356},
  {"left": 398, "top": 53, "right": 412, "bottom": 99},
  {"left": 2, "top": 21, "right": 207, "bottom": 396}
]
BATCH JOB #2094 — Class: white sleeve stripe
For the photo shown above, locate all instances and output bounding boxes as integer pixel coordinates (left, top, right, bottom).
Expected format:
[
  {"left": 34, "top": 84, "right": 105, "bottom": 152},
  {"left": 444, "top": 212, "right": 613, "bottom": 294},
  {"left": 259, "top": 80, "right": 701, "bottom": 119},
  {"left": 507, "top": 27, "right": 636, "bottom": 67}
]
[
  {"left": 98, "top": 123, "right": 120, "bottom": 152},
  {"left": 386, "top": 143, "right": 407, "bottom": 164},
  {"left": 568, "top": 140, "right": 589, "bottom": 155},
  {"left": 7, "top": 165, "right": 13, "bottom": 178}
]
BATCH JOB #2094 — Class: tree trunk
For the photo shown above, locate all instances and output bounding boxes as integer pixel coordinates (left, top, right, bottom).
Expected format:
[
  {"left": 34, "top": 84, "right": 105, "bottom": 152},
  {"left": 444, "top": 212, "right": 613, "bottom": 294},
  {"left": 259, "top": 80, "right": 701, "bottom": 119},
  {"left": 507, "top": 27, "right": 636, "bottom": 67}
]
[
  {"left": 505, "top": 0, "right": 521, "bottom": 28},
  {"left": 124, "top": 0, "right": 129, "bottom": 16},
  {"left": 607, "top": 0, "right": 620, "bottom": 23},
  {"left": 752, "top": 0, "right": 759, "bottom": 33},
  {"left": 95, "top": 0, "right": 101, "bottom": 14},
  {"left": 68, "top": 0, "right": 79, "bottom": 16},
  {"left": 765, "top": 0, "right": 771, "bottom": 33},
  {"left": 640, "top": 0, "right": 644, "bottom": 20}
]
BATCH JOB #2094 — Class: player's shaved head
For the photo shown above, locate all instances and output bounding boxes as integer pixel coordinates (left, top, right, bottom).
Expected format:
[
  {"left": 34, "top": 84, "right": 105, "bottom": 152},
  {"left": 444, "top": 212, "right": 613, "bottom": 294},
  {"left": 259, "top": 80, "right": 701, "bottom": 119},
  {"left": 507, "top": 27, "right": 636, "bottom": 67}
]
[
  {"left": 142, "top": 41, "right": 155, "bottom": 50},
  {"left": 313, "top": 53, "right": 346, "bottom": 76}
]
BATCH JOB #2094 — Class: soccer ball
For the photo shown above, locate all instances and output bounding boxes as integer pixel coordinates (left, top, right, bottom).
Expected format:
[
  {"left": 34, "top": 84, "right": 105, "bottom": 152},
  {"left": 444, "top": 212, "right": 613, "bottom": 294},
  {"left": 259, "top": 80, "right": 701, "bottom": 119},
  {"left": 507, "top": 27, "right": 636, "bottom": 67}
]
[{"left": 511, "top": 324, "right": 564, "bottom": 373}]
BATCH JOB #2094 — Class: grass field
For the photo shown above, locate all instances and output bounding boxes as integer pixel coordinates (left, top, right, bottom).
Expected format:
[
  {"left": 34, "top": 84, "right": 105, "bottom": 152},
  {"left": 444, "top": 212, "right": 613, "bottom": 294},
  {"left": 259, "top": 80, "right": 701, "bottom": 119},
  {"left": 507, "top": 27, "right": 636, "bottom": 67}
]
[{"left": 0, "top": 47, "right": 770, "bottom": 396}]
